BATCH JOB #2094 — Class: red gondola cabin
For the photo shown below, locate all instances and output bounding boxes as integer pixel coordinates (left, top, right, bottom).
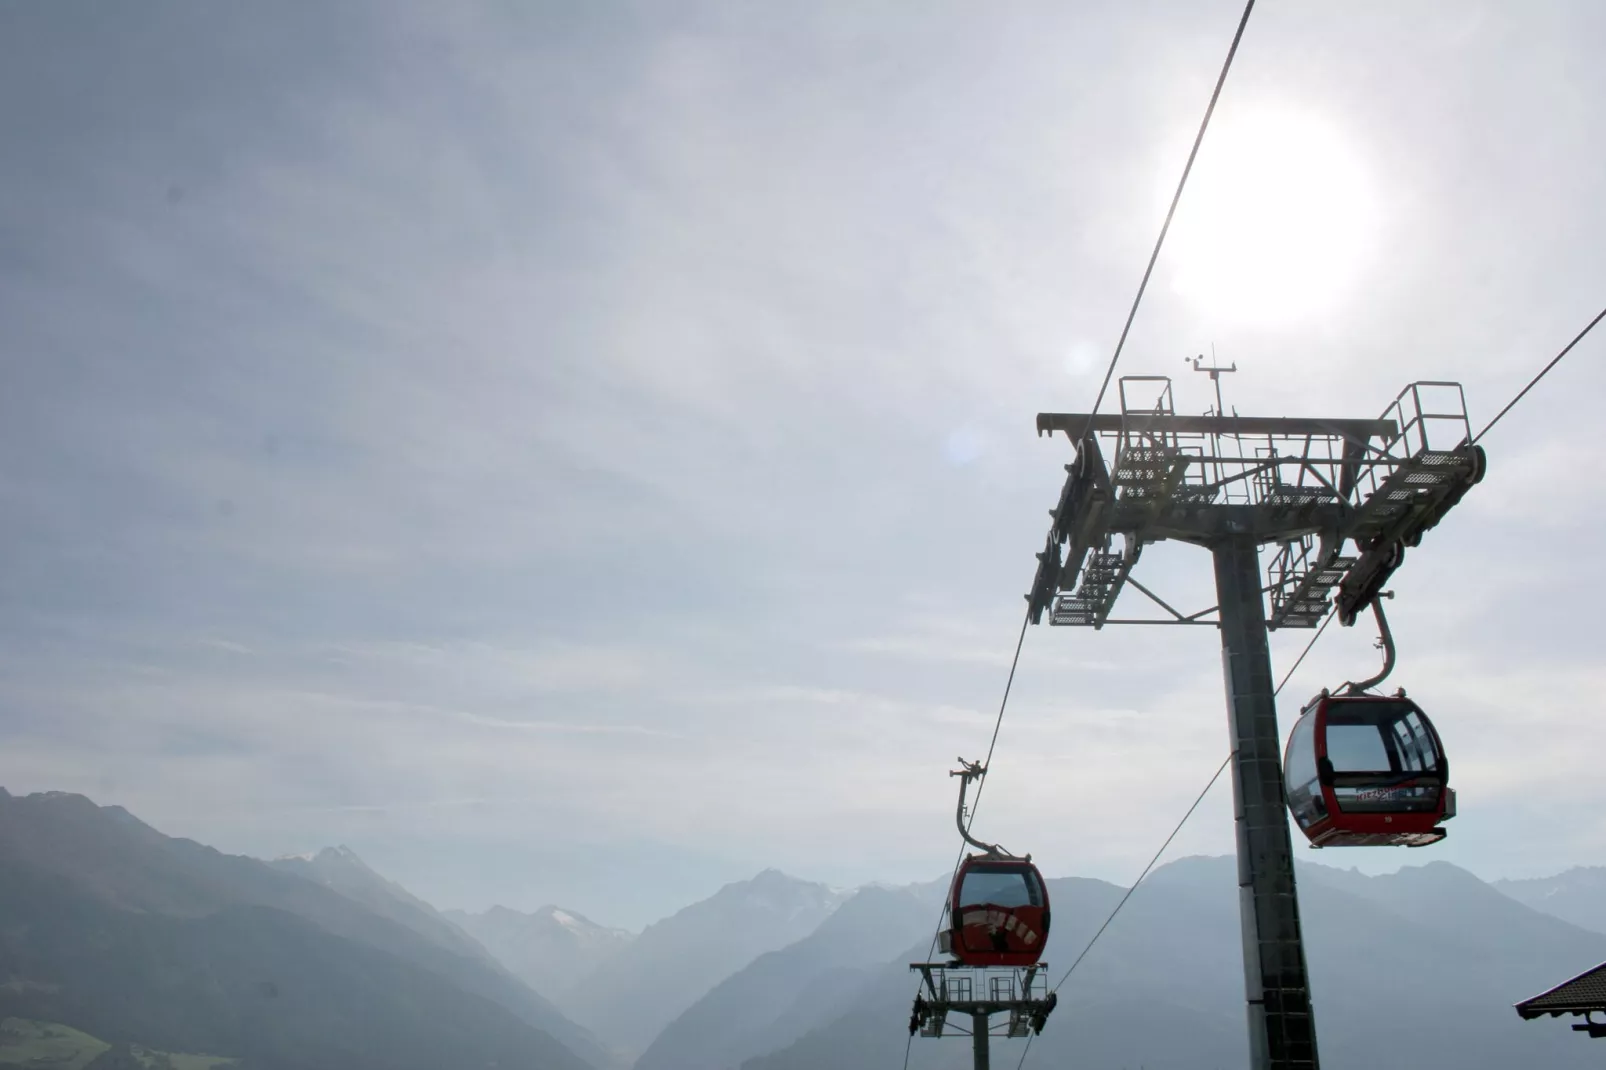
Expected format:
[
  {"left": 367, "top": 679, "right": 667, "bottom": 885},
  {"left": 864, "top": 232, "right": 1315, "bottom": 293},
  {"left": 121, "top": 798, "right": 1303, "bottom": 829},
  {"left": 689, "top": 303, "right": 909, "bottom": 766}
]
[
  {"left": 939, "top": 856, "right": 1050, "bottom": 967},
  {"left": 1283, "top": 691, "right": 1455, "bottom": 848}
]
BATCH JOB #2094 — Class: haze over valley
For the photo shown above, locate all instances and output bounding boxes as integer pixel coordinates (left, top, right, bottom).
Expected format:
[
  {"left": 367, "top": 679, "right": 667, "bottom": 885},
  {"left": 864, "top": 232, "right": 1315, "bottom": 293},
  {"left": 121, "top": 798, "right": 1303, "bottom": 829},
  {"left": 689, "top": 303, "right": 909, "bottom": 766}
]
[
  {"left": 2, "top": 788, "right": 1600, "bottom": 1069},
  {"left": 3, "top": 1, "right": 1603, "bottom": 1068}
]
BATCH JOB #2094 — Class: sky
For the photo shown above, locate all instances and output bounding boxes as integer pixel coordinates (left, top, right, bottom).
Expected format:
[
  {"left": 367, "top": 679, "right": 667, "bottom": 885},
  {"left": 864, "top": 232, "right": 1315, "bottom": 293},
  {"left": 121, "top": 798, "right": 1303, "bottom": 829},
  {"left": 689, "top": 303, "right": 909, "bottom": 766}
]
[{"left": 1, "top": 0, "right": 1603, "bottom": 931}]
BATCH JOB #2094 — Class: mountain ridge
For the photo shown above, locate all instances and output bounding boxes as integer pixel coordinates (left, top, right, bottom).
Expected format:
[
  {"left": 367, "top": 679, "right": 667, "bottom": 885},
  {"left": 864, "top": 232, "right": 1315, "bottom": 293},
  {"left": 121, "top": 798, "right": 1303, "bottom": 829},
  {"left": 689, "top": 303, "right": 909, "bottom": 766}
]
[
  {"left": 1493, "top": 865, "right": 1606, "bottom": 935},
  {"left": 446, "top": 902, "right": 636, "bottom": 1015},
  {"left": 633, "top": 883, "right": 939, "bottom": 1070},
  {"left": 268, "top": 842, "right": 497, "bottom": 966},
  {"left": 0, "top": 787, "right": 611, "bottom": 1069},
  {"left": 0, "top": 791, "right": 600, "bottom": 1070},
  {"left": 553, "top": 868, "right": 850, "bottom": 1056},
  {"left": 6, "top": 785, "right": 1602, "bottom": 1070},
  {"left": 737, "top": 854, "right": 1606, "bottom": 1070}
]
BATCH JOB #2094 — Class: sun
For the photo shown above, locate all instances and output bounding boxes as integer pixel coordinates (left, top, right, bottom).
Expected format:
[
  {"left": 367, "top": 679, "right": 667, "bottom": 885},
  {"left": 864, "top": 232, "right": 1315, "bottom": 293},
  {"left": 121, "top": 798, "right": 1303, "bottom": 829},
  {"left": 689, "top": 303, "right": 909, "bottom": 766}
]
[{"left": 1163, "top": 106, "right": 1381, "bottom": 326}]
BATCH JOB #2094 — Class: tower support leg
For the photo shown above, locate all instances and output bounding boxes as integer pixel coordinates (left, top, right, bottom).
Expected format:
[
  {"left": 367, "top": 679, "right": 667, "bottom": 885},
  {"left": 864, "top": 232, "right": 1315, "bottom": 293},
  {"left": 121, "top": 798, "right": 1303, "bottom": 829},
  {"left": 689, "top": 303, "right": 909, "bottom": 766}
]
[
  {"left": 1212, "top": 535, "right": 1320, "bottom": 1070},
  {"left": 971, "top": 1011, "right": 990, "bottom": 1070}
]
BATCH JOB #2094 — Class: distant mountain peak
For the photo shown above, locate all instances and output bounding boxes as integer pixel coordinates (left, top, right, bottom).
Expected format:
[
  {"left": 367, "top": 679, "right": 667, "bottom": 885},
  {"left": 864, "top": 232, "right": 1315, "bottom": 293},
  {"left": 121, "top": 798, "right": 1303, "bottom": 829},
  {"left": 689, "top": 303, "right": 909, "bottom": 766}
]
[
  {"left": 1492, "top": 865, "right": 1606, "bottom": 936},
  {"left": 469, "top": 902, "right": 632, "bottom": 940},
  {"left": 6, "top": 790, "right": 164, "bottom": 843},
  {"left": 450, "top": 901, "right": 637, "bottom": 1017},
  {"left": 729, "top": 868, "right": 836, "bottom": 897},
  {"left": 312, "top": 844, "right": 375, "bottom": 869},
  {"left": 29, "top": 789, "right": 98, "bottom": 810},
  {"left": 272, "top": 845, "right": 368, "bottom": 867},
  {"left": 483, "top": 903, "right": 528, "bottom": 920},
  {"left": 553, "top": 866, "right": 852, "bottom": 1054},
  {"left": 538, "top": 905, "right": 606, "bottom": 934},
  {"left": 1386, "top": 859, "right": 1485, "bottom": 887},
  {"left": 1498, "top": 864, "right": 1606, "bottom": 882}
]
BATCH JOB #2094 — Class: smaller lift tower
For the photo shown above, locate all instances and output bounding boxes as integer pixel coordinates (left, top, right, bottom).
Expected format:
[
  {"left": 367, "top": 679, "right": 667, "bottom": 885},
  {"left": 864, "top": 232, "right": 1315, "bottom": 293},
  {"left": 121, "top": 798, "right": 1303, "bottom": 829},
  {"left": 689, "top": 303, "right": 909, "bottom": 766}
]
[
  {"left": 1023, "top": 372, "right": 1485, "bottom": 1070},
  {"left": 908, "top": 961, "right": 1056, "bottom": 1070}
]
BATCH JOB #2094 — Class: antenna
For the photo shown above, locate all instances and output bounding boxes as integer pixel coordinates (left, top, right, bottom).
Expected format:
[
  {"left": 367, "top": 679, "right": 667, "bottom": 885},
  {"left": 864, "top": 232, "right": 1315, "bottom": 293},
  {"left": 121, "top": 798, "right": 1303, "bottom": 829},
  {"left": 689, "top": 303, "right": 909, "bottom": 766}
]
[{"left": 1187, "top": 352, "right": 1237, "bottom": 417}]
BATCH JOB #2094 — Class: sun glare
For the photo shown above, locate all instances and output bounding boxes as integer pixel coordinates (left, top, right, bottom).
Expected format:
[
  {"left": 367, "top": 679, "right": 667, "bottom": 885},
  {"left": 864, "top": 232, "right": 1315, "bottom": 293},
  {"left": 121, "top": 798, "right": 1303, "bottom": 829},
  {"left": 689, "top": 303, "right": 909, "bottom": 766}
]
[{"left": 1164, "top": 107, "right": 1381, "bottom": 326}]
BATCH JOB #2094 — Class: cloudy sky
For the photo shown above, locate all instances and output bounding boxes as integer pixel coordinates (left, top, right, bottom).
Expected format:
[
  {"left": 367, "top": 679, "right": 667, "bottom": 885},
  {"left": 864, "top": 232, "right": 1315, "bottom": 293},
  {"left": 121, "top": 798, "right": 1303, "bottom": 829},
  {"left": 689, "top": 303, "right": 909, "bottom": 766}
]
[{"left": 2, "top": 1, "right": 1603, "bottom": 930}]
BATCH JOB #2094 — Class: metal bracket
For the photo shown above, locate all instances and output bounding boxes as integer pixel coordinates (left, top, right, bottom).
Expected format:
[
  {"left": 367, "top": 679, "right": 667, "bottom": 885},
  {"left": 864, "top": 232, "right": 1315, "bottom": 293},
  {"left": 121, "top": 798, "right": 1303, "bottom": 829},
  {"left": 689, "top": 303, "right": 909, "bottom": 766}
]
[
  {"left": 951, "top": 759, "right": 1023, "bottom": 860},
  {"left": 1028, "top": 378, "right": 1485, "bottom": 633},
  {"left": 909, "top": 962, "right": 1058, "bottom": 1039},
  {"left": 1340, "top": 594, "right": 1396, "bottom": 694}
]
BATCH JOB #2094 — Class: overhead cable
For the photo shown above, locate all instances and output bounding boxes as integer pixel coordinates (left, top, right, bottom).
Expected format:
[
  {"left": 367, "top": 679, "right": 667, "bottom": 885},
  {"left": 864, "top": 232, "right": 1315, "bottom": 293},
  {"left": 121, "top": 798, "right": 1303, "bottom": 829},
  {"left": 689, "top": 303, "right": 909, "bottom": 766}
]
[
  {"left": 1079, "top": 0, "right": 1258, "bottom": 435},
  {"left": 1471, "top": 304, "right": 1606, "bottom": 445},
  {"left": 1012, "top": 608, "right": 1332, "bottom": 1070},
  {"left": 907, "top": 2, "right": 1259, "bottom": 1063},
  {"left": 903, "top": 608, "right": 1032, "bottom": 1070}
]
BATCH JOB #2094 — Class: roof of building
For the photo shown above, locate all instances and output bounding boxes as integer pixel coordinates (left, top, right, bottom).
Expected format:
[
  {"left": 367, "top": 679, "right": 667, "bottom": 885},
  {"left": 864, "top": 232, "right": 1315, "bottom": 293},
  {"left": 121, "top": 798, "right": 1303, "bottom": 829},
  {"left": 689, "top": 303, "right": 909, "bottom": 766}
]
[{"left": 1516, "top": 961, "right": 1606, "bottom": 1020}]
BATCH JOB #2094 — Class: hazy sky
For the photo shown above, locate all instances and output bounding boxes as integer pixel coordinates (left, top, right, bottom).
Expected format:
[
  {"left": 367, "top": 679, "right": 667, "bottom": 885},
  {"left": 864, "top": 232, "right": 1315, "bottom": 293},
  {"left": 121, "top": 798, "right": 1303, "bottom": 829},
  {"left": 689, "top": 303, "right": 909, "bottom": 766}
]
[{"left": 2, "top": 1, "right": 1603, "bottom": 930}]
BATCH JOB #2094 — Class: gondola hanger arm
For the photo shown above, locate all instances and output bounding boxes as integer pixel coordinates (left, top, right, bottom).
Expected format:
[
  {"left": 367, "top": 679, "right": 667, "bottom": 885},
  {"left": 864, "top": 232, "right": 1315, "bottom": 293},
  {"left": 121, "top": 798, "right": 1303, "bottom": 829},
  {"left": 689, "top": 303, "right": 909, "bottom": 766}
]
[
  {"left": 951, "top": 757, "right": 1021, "bottom": 859},
  {"left": 1340, "top": 593, "right": 1396, "bottom": 695}
]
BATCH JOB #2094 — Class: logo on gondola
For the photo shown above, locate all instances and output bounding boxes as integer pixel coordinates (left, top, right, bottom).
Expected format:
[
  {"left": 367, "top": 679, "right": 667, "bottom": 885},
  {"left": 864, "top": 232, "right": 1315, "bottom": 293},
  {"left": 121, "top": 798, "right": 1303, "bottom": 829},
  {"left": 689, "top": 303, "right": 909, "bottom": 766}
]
[
  {"left": 960, "top": 909, "right": 1038, "bottom": 945},
  {"left": 1356, "top": 784, "right": 1421, "bottom": 802}
]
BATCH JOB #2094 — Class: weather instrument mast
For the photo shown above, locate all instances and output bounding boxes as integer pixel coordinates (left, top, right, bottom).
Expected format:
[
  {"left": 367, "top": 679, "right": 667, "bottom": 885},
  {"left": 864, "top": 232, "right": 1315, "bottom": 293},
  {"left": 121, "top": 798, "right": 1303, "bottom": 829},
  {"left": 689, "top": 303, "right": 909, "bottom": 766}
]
[{"left": 1024, "top": 372, "right": 1486, "bottom": 1070}]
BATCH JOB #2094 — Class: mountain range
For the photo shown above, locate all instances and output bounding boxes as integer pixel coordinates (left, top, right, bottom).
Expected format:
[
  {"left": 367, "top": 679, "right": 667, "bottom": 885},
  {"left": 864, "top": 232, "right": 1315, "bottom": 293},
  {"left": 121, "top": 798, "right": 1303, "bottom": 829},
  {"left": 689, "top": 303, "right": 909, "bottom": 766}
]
[
  {"left": 270, "top": 844, "right": 496, "bottom": 966},
  {"left": 740, "top": 857, "right": 1606, "bottom": 1070},
  {"left": 1493, "top": 866, "right": 1606, "bottom": 935},
  {"left": 0, "top": 785, "right": 1600, "bottom": 1070},
  {"left": 553, "top": 869, "right": 850, "bottom": 1055},
  {"left": 0, "top": 787, "right": 605, "bottom": 1070},
  {"left": 631, "top": 881, "right": 946, "bottom": 1070},
  {"left": 447, "top": 871, "right": 851, "bottom": 1059}
]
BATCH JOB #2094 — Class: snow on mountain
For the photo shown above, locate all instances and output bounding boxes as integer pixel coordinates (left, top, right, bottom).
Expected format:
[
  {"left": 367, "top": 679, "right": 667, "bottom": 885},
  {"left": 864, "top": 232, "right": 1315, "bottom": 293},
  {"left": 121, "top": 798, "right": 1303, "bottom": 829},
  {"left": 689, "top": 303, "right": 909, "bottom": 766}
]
[
  {"left": 1493, "top": 866, "right": 1606, "bottom": 935},
  {"left": 447, "top": 903, "right": 636, "bottom": 1014}
]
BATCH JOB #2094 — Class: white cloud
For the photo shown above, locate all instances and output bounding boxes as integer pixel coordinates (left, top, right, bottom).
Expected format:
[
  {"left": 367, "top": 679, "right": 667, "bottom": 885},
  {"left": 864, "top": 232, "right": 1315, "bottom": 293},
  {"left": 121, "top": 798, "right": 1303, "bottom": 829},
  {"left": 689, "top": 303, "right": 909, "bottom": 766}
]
[{"left": 3, "top": 0, "right": 1605, "bottom": 924}]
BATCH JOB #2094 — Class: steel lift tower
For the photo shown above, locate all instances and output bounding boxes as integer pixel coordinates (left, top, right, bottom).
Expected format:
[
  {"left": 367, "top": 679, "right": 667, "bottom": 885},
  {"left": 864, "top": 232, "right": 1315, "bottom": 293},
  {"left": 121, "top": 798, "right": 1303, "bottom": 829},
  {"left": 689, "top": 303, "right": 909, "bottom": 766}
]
[
  {"left": 908, "top": 962, "right": 1055, "bottom": 1070},
  {"left": 1024, "top": 372, "right": 1486, "bottom": 1070}
]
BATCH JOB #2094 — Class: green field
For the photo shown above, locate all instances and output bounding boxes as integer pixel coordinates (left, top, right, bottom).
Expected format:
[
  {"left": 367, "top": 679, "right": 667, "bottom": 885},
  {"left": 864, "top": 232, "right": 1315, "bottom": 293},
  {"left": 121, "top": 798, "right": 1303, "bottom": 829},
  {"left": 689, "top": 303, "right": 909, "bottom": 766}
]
[
  {"left": 0, "top": 1021, "right": 234, "bottom": 1070},
  {"left": 0, "top": 1018, "right": 109, "bottom": 1069},
  {"left": 131, "top": 1048, "right": 236, "bottom": 1070}
]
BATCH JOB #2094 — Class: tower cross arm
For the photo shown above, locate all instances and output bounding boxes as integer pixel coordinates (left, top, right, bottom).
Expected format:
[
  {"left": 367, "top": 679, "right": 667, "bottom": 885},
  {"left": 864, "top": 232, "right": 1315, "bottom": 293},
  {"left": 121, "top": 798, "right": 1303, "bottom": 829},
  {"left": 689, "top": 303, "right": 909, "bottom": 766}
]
[{"left": 1035, "top": 413, "right": 1397, "bottom": 443}]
